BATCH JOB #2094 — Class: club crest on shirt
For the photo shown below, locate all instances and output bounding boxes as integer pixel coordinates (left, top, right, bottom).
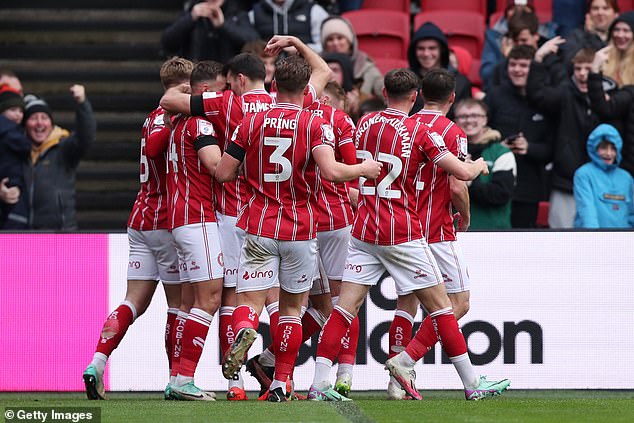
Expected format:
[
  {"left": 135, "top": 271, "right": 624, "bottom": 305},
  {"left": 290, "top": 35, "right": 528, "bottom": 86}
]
[{"left": 154, "top": 114, "right": 165, "bottom": 126}]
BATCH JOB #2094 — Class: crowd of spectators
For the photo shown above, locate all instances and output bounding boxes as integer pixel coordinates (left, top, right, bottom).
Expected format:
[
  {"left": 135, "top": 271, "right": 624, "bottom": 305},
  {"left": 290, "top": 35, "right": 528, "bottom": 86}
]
[{"left": 2, "top": 0, "right": 633, "bottom": 230}]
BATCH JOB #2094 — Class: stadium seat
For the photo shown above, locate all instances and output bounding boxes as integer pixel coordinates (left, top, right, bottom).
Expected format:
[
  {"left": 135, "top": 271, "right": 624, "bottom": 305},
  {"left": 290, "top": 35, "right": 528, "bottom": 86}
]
[
  {"left": 536, "top": 201, "right": 550, "bottom": 228},
  {"left": 342, "top": 10, "right": 410, "bottom": 60},
  {"left": 468, "top": 58, "right": 482, "bottom": 88},
  {"left": 372, "top": 57, "right": 409, "bottom": 75},
  {"left": 413, "top": 11, "right": 486, "bottom": 59},
  {"left": 420, "top": 0, "right": 487, "bottom": 15},
  {"left": 618, "top": 0, "right": 634, "bottom": 12},
  {"left": 361, "top": 0, "right": 411, "bottom": 13}
]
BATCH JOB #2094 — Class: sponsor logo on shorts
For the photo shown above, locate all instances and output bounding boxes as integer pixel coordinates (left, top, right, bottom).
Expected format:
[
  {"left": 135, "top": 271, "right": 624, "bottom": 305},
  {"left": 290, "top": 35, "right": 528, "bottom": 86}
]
[
  {"left": 242, "top": 270, "right": 274, "bottom": 280},
  {"left": 189, "top": 261, "right": 200, "bottom": 271},
  {"left": 442, "top": 273, "right": 453, "bottom": 283},
  {"left": 167, "top": 264, "right": 179, "bottom": 274},
  {"left": 217, "top": 252, "right": 224, "bottom": 267},
  {"left": 224, "top": 268, "right": 237, "bottom": 276},
  {"left": 297, "top": 274, "right": 307, "bottom": 283},
  {"left": 345, "top": 263, "right": 363, "bottom": 273},
  {"left": 414, "top": 269, "right": 428, "bottom": 279},
  {"left": 129, "top": 261, "right": 141, "bottom": 269}
]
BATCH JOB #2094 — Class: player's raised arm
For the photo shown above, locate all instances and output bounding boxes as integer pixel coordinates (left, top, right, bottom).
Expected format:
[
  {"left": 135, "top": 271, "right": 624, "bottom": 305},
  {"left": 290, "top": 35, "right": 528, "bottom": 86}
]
[{"left": 159, "top": 83, "right": 192, "bottom": 114}]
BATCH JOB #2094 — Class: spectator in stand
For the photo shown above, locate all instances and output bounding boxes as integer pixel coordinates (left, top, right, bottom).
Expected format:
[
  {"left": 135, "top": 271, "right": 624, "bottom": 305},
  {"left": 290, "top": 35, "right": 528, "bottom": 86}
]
[
  {"left": 481, "top": 1, "right": 557, "bottom": 88},
  {"left": 0, "top": 69, "right": 23, "bottom": 94},
  {"left": 574, "top": 123, "right": 634, "bottom": 228},
  {"left": 408, "top": 21, "right": 472, "bottom": 116},
  {"left": 527, "top": 47, "right": 602, "bottom": 228},
  {"left": 23, "top": 85, "right": 96, "bottom": 230},
  {"left": 320, "top": 15, "right": 384, "bottom": 99},
  {"left": 560, "top": 0, "right": 619, "bottom": 66},
  {"left": 321, "top": 52, "right": 361, "bottom": 120},
  {"left": 161, "top": 0, "right": 259, "bottom": 63},
  {"left": 242, "top": 39, "right": 278, "bottom": 91},
  {"left": 455, "top": 99, "right": 516, "bottom": 229},
  {"left": 486, "top": 45, "right": 553, "bottom": 228},
  {"left": 0, "top": 84, "right": 31, "bottom": 229},
  {"left": 553, "top": 0, "right": 586, "bottom": 37},
  {"left": 587, "top": 11, "right": 634, "bottom": 176},
  {"left": 248, "top": 0, "right": 329, "bottom": 53}
]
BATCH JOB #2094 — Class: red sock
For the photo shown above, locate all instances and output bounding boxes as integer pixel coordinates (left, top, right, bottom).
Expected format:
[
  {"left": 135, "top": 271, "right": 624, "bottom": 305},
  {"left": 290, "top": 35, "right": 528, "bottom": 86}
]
[
  {"left": 178, "top": 308, "right": 213, "bottom": 378},
  {"left": 218, "top": 306, "right": 235, "bottom": 357},
  {"left": 165, "top": 308, "right": 179, "bottom": 371},
  {"left": 170, "top": 311, "right": 187, "bottom": 377},
  {"left": 266, "top": 302, "right": 279, "bottom": 344},
  {"left": 431, "top": 308, "right": 467, "bottom": 358},
  {"left": 273, "top": 316, "right": 302, "bottom": 383},
  {"left": 337, "top": 315, "right": 359, "bottom": 365},
  {"left": 316, "top": 306, "right": 353, "bottom": 362},
  {"left": 300, "top": 308, "right": 326, "bottom": 343},
  {"left": 405, "top": 316, "right": 437, "bottom": 361},
  {"left": 232, "top": 305, "right": 259, "bottom": 334},
  {"left": 389, "top": 309, "right": 415, "bottom": 358},
  {"left": 95, "top": 302, "right": 136, "bottom": 357}
]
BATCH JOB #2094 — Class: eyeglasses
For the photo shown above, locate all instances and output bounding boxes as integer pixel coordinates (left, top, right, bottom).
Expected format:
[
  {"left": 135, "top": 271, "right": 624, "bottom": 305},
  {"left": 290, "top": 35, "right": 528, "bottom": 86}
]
[{"left": 455, "top": 114, "right": 486, "bottom": 121}]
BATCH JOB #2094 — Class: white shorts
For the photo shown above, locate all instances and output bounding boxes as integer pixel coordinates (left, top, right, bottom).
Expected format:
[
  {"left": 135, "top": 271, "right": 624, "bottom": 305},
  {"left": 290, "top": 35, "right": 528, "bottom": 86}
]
[
  {"left": 429, "top": 241, "right": 470, "bottom": 294},
  {"left": 127, "top": 228, "right": 180, "bottom": 283},
  {"left": 343, "top": 237, "right": 443, "bottom": 296},
  {"left": 237, "top": 234, "right": 317, "bottom": 294},
  {"left": 172, "top": 222, "right": 224, "bottom": 283},
  {"left": 309, "top": 255, "right": 330, "bottom": 296},
  {"left": 317, "top": 226, "right": 351, "bottom": 281},
  {"left": 216, "top": 213, "right": 246, "bottom": 288}
]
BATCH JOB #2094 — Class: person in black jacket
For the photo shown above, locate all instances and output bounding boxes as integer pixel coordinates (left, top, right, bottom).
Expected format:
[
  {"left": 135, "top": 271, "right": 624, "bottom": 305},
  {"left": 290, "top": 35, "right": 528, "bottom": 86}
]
[
  {"left": 527, "top": 47, "right": 603, "bottom": 228},
  {"left": 161, "top": 0, "right": 259, "bottom": 63},
  {"left": 23, "top": 85, "right": 96, "bottom": 230},
  {"left": 486, "top": 45, "right": 553, "bottom": 228}
]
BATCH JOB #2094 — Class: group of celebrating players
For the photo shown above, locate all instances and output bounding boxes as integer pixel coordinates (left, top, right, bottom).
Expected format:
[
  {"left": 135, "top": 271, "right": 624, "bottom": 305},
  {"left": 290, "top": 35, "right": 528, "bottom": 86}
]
[{"left": 82, "top": 34, "right": 510, "bottom": 403}]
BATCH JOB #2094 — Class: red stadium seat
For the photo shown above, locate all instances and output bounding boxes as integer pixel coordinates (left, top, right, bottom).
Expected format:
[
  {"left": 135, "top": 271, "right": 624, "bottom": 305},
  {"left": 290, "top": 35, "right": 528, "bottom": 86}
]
[
  {"left": 468, "top": 58, "right": 482, "bottom": 88},
  {"left": 372, "top": 57, "right": 409, "bottom": 75},
  {"left": 618, "top": 0, "right": 634, "bottom": 11},
  {"left": 421, "top": 0, "right": 487, "bottom": 15},
  {"left": 536, "top": 201, "right": 550, "bottom": 228},
  {"left": 362, "top": 0, "right": 411, "bottom": 13},
  {"left": 342, "top": 10, "right": 410, "bottom": 60},
  {"left": 414, "top": 11, "right": 486, "bottom": 59},
  {"left": 488, "top": 10, "right": 552, "bottom": 27}
]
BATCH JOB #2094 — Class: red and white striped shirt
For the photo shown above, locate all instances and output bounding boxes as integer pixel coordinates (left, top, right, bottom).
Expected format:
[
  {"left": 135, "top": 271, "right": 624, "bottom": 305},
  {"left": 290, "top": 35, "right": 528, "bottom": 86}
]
[
  {"left": 166, "top": 115, "right": 217, "bottom": 229},
  {"left": 232, "top": 103, "right": 334, "bottom": 241},
  {"left": 307, "top": 101, "right": 356, "bottom": 231},
  {"left": 413, "top": 110, "right": 468, "bottom": 243},
  {"left": 128, "top": 107, "right": 170, "bottom": 231},
  {"left": 352, "top": 108, "right": 450, "bottom": 245}
]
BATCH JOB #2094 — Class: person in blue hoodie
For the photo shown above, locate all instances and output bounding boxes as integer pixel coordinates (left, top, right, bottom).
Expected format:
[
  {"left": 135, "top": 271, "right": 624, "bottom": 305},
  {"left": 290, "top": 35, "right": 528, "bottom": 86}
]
[{"left": 574, "top": 124, "right": 634, "bottom": 228}]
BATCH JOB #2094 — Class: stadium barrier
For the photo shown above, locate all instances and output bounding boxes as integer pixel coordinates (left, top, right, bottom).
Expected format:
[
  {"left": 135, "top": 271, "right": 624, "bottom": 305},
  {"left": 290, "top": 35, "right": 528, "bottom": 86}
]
[{"left": 1, "top": 232, "right": 632, "bottom": 391}]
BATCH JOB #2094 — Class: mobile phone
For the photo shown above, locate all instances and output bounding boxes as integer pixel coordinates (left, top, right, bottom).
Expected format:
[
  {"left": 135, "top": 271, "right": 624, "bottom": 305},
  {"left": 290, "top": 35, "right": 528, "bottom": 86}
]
[{"left": 506, "top": 134, "right": 520, "bottom": 143}]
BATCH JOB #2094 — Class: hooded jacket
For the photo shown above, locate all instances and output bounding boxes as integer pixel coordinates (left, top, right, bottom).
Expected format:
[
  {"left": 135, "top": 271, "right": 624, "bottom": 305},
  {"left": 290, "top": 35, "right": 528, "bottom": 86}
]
[
  {"left": 573, "top": 124, "right": 634, "bottom": 228},
  {"left": 320, "top": 16, "right": 384, "bottom": 98},
  {"left": 25, "top": 100, "right": 95, "bottom": 230},
  {"left": 249, "top": 0, "right": 328, "bottom": 53},
  {"left": 321, "top": 52, "right": 355, "bottom": 92},
  {"left": 0, "top": 115, "right": 31, "bottom": 229},
  {"left": 407, "top": 22, "right": 472, "bottom": 116}
]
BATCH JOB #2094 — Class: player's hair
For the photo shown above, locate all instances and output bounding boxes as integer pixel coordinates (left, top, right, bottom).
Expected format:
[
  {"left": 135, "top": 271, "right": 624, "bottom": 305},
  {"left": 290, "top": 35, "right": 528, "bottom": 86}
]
[
  {"left": 160, "top": 57, "right": 194, "bottom": 89},
  {"left": 224, "top": 53, "right": 266, "bottom": 81},
  {"left": 508, "top": 10, "right": 539, "bottom": 39},
  {"left": 274, "top": 55, "right": 311, "bottom": 94},
  {"left": 455, "top": 98, "right": 488, "bottom": 116},
  {"left": 190, "top": 60, "right": 224, "bottom": 86},
  {"left": 420, "top": 68, "right": 456, "bottom": 104},
  {"left": 572, "top": 47, "right": 596, "bottom": 64},
  {"left": 241, "top": 39, "right": 268, "bottom": 57},
  {"left": 508, "top": 44, "right": 536, "bottom": 61},
  {"left": 586, "top": 0, "right": 619, "bottom": 13},
  {"left": 0, "top": 68, "right": 18, "bottom": 79},
  {"left": 383, "top": 68, "right": 419, "bottom": 100},
  {"left": 324, "top": 81, "right": 346, "bottom": 103}
]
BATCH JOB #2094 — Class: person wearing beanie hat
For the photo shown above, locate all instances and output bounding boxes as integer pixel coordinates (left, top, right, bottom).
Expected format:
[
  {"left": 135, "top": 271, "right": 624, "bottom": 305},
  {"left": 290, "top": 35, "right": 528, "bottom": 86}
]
[
  {"left": 592, "top": 10, "right": 634, "bottom": 87},
  {"left": 22, "top": 84, "right": 96, "bottom": 230},
  {"left": 320, "top": 15, "right": 384, "bottom": 100},
  {"left": 0, "top": 84, "right": 31, "bottom": 229}
]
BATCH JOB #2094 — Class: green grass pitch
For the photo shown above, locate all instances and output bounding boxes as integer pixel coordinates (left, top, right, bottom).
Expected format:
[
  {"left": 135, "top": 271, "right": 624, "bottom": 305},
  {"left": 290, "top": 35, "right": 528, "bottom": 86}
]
[{"left": 1, "top": 391, "right": 633, "bottom": 423}]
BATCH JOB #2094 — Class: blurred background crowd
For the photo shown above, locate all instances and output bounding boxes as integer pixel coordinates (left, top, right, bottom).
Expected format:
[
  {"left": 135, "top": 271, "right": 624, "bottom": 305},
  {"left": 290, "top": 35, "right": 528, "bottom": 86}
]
[{"left": 1, "top": 0, "right": 632, "bottom": 231}]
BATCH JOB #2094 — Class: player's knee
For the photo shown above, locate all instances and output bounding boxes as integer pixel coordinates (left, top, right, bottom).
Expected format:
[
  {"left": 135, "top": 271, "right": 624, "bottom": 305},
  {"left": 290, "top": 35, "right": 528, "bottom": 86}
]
[
  {"left": 194, "top": 297, "right": 221, "bottom": 315},
  {"left": 454, "top": 300, "right": 470, "bottom": 320}
]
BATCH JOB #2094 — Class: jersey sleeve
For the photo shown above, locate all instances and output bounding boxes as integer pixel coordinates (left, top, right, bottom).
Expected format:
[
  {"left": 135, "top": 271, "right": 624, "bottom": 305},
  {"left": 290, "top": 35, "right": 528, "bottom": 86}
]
[
  {"left": 449, "top": 125, "right": 468, "bottom": 160},
  {"left": 192, "top": 91, "right": 225, "bottom": 117},
  {"left": 145, "top": 112, "right": 170, "bottom": 158},
  {"left": 418, "top": 130, "right": 450, "bottom": 164},
  {"left": 335, "top": 110, "right": 357, "bottom": 165},
  {"left": 190, "top": 117, "right": 218, "bottom": 150},
  {"left": 311, "top": 118, "right": 336, "bottom": 152}
]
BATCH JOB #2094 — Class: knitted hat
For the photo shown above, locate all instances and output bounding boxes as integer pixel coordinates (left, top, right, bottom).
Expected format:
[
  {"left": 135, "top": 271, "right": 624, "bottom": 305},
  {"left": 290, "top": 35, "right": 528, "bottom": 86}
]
[
  {"left": 320, "top": 16, "right": 355, "bottom": 48},
  {"left": 609, "top": 10, "right": 634, "bottom": 37},
  {"left": 23, "top": 94, "right": 53, "bottom": 124},
  {"left": 0, "top": 84, "right": 24, "bottom": 113}
]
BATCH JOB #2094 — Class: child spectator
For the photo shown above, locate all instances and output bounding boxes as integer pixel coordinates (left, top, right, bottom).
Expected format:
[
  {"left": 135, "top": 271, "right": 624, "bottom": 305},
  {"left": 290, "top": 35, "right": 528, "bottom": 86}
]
[{"left": 574, "top": 123, "right": 634, "bottom": 228}]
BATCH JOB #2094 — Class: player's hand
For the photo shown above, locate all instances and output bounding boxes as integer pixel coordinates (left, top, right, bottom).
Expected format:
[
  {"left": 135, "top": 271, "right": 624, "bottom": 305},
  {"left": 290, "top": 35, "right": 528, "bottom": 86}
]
[
  {"left": 534, "top": 36, "right": 565, "bottom": 63},
  {"left": 361, "top": 157, "right": 382, "bottom": 180},
  {"left": 454, "top": 212, "right": 470, "bottom": 232},
  {"left": 348, "top": 187, "right": 359, "bottom": 209},
  {"left": 265, "top": 35, "right": 299, "bottom": 56},
  {"left": 209, "top": 5, "right": 224, "bottom": 27},
  {"left": 510, "top": 134, "right": 528, "bottom": 155},
  {"left": 191, "top": 2, "right": 214, "bottom": 20},
  {"left": 469, "top": 157, "right": 489, "bottom": 176},
  {"left": 0, "top": 178, "right": 20, "bottom": 205},
  {"left": 70, "top": 84, "right": 86, "bottom": 103}
]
